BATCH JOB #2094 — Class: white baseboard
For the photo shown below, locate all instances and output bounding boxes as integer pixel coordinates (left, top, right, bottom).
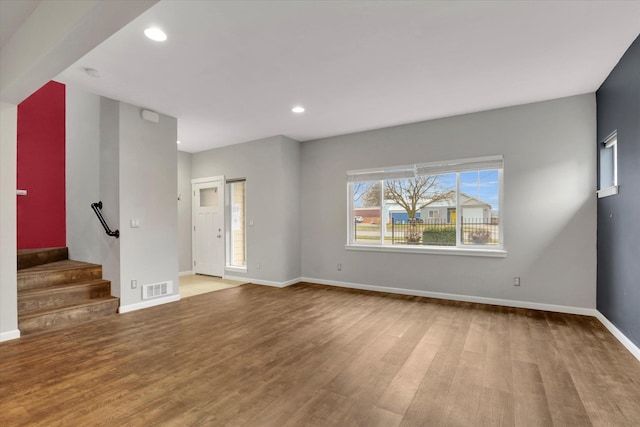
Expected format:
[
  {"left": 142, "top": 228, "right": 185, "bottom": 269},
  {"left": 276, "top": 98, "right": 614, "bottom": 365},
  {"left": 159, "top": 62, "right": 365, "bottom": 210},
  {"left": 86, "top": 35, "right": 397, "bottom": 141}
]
[
  {"left": 0, "top": 329, "right": 20, "bottom": 342},
  {"left": 300, "top": 277, "right": 597, "bottom": 316},
  {"left": 119, "top": 294, "right": 181, "bottom": 314},
  {"left": 595, "top": 311, "right": 640, "bottom": 362},
  {"left": 224, "top": 275, "right": 300, "bottom": 288},
  {"left": 179, "top": 270, "right": 193, "bottom": 277}
]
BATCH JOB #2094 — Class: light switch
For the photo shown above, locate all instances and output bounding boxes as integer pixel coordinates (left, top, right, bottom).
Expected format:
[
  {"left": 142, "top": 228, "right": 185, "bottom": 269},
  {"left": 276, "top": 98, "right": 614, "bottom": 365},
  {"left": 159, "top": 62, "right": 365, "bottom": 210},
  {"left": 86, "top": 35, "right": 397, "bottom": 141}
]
[{"left": 130, "top": 218, "right": 140, "bottom": 228}]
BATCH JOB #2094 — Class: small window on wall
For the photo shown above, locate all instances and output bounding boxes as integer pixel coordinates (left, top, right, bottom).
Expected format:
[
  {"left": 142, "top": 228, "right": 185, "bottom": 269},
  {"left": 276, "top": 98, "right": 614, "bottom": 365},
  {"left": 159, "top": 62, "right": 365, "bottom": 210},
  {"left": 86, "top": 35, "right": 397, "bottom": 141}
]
[
  {"left": 227, "top": 179, "right": 246, "bottom": 270},
  {"left": 598, "top": 131, "right": 618, "bottom": 198}
]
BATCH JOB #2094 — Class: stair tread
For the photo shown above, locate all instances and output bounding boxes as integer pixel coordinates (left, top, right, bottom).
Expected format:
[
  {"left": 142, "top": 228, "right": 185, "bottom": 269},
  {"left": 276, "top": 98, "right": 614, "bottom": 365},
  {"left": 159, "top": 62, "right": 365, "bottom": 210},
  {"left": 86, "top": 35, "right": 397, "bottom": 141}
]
[
  {"left": 18, "top": 259, "right": 101, "bottom": 275},
  {"left": 18, "top": 297, "right": 119, "bottom": 319},
  {"left": 18, "top": 279, "right": 110, "bottom": 296},
  {"left": 17, "top": 247, "right": 69, "bottom": 270}
]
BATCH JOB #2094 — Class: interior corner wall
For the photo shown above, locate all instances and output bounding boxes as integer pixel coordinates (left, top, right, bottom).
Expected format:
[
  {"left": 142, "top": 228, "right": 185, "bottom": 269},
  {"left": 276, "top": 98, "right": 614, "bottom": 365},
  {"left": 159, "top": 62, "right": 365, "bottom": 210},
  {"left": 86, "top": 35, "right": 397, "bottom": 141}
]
[
  {"left": 16, "top": 81, "right": 66, "bottom": 249},
  {"left": 191, "top": 135, "right": 301, "bottom": 284},
  {"left": 117, "top": 102, "right": 178, "bottom": 308},
  {"left": 0, "top": 103, "right": 19, "bottom": 340},
  {"left": 596, "top": 35, "right": 640, "bottom": 347},
  {"left": 281, "top": 136, "right": 302, "bottom": 279},
  {"left": 301, "top": 94, "right": 597, "bottom": 309},
  {"left": 177, "top": 151, "right": 193, "bottom": 273},
  {"left": 66, "top": 86, "right": 101, "bottom": 263}
]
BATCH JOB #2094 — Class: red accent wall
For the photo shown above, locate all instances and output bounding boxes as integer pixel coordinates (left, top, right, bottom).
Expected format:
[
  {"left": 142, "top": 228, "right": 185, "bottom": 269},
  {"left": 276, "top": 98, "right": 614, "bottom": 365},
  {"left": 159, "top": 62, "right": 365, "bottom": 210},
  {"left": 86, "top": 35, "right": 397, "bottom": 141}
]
[{"left": 17, "top": 81, "right": 66, "bottom": 249}]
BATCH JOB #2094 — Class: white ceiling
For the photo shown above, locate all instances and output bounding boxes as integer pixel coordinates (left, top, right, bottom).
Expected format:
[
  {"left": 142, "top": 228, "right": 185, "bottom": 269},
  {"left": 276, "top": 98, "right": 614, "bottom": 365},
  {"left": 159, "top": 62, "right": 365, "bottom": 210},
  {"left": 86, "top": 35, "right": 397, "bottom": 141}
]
[
  {"left": 0, "top": 0, "right": 39, "bottom": 49},
  {"left": 55, "top": 1, "right": 640, "bottom": 153}
]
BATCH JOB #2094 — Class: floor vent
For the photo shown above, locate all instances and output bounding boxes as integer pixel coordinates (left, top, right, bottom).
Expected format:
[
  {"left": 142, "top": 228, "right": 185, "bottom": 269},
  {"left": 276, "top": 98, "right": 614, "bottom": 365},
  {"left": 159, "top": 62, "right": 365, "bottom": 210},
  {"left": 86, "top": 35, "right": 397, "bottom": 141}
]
[{"left": 142, "top": 281, "right": 173, "bottom": 300}]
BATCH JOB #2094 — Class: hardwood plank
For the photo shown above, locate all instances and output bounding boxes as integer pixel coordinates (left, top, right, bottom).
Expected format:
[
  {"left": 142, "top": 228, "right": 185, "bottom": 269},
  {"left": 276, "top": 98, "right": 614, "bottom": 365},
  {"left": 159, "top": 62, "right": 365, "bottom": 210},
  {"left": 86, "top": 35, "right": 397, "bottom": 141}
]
[
  {"left": 17, "top": 247, "right": 68, "bottom": 270},
  {"left": 1, "top": 283, "right": 639, "bottom": 426}
]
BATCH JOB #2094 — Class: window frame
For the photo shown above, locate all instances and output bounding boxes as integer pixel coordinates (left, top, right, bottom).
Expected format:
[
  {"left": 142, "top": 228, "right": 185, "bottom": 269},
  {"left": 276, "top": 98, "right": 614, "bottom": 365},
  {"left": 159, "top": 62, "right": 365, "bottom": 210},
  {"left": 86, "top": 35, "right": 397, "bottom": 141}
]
[
  {"left": 225, "top": 178, "right": 247, "bottom": 272},
  {"left": 346, "top": 155, "right": 506, "bottom": 257},
  {"left": 597, "top": 131, "right": 618, "bottom": 198}
]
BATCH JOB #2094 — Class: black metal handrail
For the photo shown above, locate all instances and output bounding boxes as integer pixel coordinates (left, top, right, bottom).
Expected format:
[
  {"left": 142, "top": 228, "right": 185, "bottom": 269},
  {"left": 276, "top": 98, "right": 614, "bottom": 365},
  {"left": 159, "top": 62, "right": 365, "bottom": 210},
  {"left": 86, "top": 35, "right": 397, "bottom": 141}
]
[{"left": 91, "top": 201, "right": 119, "bottom": 238}]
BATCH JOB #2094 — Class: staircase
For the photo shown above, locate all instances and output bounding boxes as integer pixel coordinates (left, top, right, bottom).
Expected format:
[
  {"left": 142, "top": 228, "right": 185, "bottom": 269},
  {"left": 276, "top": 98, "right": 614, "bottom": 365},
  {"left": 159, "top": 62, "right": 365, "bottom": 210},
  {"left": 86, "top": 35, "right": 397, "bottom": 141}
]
[{"left": 18, "top": 247, "right": 119, "bottom": 335}]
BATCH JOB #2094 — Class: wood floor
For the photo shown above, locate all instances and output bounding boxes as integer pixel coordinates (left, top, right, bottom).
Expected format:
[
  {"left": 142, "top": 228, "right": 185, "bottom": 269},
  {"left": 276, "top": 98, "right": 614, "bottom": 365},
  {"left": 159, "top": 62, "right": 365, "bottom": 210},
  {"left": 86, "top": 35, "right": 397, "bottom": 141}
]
[{"left": 1, "top": 283, "right": 639, "bottom": 426}]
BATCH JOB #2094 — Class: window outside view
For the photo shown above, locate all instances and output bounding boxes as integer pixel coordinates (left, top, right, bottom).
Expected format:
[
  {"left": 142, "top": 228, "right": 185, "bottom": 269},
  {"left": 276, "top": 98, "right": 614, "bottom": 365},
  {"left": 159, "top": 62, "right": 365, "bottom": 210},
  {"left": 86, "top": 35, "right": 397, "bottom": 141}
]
[
  {"left": 349, "top": 158, "right": 502, "bottom": 249},
  {"left": 229, "top": 180, "right": 246, "bottom": 267}
]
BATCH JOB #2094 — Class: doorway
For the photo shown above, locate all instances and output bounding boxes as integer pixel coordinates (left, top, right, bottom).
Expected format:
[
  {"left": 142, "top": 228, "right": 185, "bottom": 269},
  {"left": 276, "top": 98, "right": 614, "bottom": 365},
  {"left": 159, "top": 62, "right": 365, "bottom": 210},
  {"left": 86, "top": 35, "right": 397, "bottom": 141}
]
[{"left": 192, "top": 177, "right": 225, "bottom": 277}]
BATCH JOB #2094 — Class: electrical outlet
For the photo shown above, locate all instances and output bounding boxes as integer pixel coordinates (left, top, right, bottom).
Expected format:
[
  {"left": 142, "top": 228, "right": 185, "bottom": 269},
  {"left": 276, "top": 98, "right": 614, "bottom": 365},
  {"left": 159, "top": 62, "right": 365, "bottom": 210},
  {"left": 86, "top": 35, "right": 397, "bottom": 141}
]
[
  {"left": 337, "top": 263, "right": 342, "bottom": 271},
  {"left": 514, "top": 277, "right": 521, "bottom": 286},
  {"left": 131, "top": 280, "right": 137, "bottom": 289}
]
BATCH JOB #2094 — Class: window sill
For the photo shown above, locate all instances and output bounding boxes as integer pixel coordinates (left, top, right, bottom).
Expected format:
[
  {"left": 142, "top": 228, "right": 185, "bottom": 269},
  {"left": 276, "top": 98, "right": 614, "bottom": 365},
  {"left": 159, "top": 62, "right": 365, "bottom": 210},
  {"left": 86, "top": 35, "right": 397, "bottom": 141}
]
[
  {"left": 345, "top": 244, "right": 507, "bottom": 258},
  {"left": 597, "top": 186, "right": 618, "bottom": 198},
  {"left": 225, "top": 265, "right": 247, "bottom": 273}
]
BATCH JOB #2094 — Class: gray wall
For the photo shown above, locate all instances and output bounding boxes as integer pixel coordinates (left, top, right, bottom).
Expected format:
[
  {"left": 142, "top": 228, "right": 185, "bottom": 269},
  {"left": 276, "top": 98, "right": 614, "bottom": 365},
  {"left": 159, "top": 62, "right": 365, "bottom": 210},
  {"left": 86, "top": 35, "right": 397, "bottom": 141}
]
[
  {"left": 177, "top": 151, "right": 193, "bottom": 273},
  {"left": 99, "top": 98, "right": 121, "bottom": 297},
  {"left": 280, "top": 136, "right": 302, "bottom": 280},
  {"left": 301, "top": 95, "right": 597, "bottom": 309},
  {"left": 596, "top": 35, "right": 640, "bottom": 347},
  {"left": 0, "top": 103, "right": 18, "bottom": 340},
  {"left": 66, "top": 94, "right": 178, "bottom": 308},
  {"left": 117, "top": 102, "right": 178, "bottom": 307},
  {"left": 191, "top": 135, "right": 301, "bottom": 284},
  {"left": 66, "top": 86, "right": 101, "bottom": 264}
]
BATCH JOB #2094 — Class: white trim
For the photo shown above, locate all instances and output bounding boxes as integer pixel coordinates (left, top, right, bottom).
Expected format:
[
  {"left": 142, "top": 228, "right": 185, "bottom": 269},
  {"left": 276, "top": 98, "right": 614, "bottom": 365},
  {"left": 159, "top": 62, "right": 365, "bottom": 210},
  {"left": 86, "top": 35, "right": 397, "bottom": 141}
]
[
  {"left": 345, "top": 244, "right": 507, "bottom": 257},
  {"left": 300, "top": 277, "right": 596, "bottom": 316},
  {"left": 595, "top": 311, "right": 640, "bottom": 362},
  {"left": 224, "top": 275, "right": 299, "bottom": 288},
  {"left": 179, "top": 270, "right": 193, "bottom": 277},
  {"left": 191, "top": 176, "right": 225, "bottom": 185},
  {"left": 118, "top": 294, "right": 181, "bottom": 313},
  {"left": 597, "top": 185, "right": 618, "bottom": 198},
  {"left": 0, "top": 329, "right": 21, "bottom": 342},
  {"left": 225, "top": 265, "right": 247, "bottom": 273}
]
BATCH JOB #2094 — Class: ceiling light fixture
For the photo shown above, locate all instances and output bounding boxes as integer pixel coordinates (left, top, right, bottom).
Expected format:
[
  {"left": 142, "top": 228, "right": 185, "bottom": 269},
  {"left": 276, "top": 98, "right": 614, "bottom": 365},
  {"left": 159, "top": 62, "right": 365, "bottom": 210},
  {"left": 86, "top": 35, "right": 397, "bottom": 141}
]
[
  {"left": 292, "top": 106, "right": 305, "bottom": 113},
  {"left": 84, "top": 68, "right": 100, "bottom": 78},
  {"left": 144, "top": 27, "right": 167, "bottom": 42},
  {"left": 177, "top": 140, "right": 181, "bottom": 144}
]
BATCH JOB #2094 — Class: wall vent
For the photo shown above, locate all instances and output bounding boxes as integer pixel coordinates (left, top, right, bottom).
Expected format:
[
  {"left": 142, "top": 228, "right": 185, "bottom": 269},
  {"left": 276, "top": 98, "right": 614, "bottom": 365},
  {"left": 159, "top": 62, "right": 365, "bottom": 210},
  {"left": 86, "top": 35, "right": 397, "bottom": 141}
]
[{"left": 142, "top": 281, "right": 173, "bottom": 300}]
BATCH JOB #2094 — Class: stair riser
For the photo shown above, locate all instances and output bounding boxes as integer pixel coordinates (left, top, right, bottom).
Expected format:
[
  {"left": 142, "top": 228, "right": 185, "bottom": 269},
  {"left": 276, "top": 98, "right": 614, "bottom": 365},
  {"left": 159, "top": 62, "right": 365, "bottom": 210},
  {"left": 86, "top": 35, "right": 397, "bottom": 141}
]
[
  {"left": 18, "top": 266, "right": 103, "bottom": 291},
  {"left": 18, "top": 248, "right": 69, "bottom": 270},
  {"left": 18, "top": 283, "right": 112, "bottom": 314},
  {"left": 19, "top": 300, "right": 120, "bottom": 335}
]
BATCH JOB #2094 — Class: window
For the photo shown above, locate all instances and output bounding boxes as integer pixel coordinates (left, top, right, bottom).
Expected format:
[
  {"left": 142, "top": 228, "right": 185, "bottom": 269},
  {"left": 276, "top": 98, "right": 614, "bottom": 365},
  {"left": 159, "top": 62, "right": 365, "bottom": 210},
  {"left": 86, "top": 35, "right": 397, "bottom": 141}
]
[
  {"left": 227, "top": 179, "right": 246, "bottom": 269},
  {"left": 598, "top": 131, "right": 618, "bottom": 198},
  {"left": 199, "top": 187, "right": 218, "bottom": 207},
  {"left": 347, "top": 156, "right": 504, "bottom": 255}
]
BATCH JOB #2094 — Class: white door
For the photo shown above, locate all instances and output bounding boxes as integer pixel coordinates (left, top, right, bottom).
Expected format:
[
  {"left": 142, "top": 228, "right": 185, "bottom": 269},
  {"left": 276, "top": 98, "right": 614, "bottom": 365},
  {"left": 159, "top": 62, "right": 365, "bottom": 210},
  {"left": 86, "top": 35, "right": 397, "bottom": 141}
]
[{"left": 192, "top": 179, "right": 224, "bottom": 276}]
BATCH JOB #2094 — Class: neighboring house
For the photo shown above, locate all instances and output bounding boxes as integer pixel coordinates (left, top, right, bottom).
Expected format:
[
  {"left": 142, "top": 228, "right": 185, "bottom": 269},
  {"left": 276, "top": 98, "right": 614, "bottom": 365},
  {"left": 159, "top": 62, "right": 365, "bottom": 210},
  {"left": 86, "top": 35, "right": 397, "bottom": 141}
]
[
  {"left": 353, "top": 207, "right": 381, "bottom": 224},
  {"left": 385, "top": 202, "right": 421, "bottom": 223},
  {"left": 421, "top": 191, "right": 492, "bottom": 223}
]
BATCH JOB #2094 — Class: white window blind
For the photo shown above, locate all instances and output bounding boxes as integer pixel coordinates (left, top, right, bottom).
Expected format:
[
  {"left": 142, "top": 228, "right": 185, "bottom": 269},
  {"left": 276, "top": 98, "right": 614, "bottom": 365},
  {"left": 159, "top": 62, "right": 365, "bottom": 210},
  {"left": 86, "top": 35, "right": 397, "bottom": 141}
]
[{"left": 347, "top": 155, "right": 503, "bottom": 182}]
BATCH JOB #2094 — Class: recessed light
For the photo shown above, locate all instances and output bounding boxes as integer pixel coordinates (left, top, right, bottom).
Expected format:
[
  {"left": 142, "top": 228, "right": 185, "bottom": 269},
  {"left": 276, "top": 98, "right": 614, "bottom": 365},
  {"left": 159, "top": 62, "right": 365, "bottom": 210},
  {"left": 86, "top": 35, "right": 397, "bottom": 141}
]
[
  {"left": 177, "top": 140, "right": 181, "bottom": 145},
  {"left": 144, "top": 27, "right": 167, "bottom": 42},
  {"left": 84, "top": 68, "right": 100, "bottom": 78},
  {"left": 292, "top": 106, "right": 305, "bottom": 113}
]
